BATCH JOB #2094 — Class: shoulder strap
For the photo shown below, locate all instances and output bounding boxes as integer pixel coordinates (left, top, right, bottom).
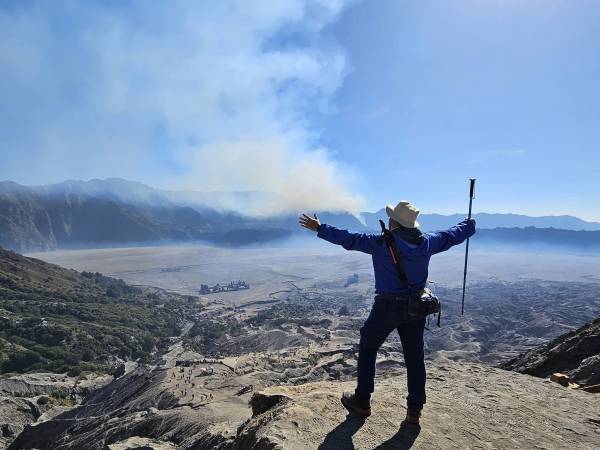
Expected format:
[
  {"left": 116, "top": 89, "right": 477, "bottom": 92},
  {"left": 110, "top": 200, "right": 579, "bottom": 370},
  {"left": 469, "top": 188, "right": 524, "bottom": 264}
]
[{"left": 379, "top": 220, "right": 414, "bottom": 292}]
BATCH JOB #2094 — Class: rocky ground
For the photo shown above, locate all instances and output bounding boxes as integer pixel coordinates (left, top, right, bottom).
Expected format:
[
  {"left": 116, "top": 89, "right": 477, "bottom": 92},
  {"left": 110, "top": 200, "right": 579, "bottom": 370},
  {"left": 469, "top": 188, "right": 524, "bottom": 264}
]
[
  {"left": 3, "top": 247, "right": 600, "bottom": 448},
  {"left": 241, "top": 362, "right": 600, "bottom": 450},
  {"left": 184, "top": 278, "right": 600, "bottom": 367},
  {"left": 0, "top": 371, "right": 112, "bottom": 448},
  {"left": 9, "top": 360, "right": 600, "bottom": 449},
  {"left": 3, "top": 276, "right": 600, "bottom": 448},
  {"left": 502, "top": 316, "right": 600, "bottom": 386}
]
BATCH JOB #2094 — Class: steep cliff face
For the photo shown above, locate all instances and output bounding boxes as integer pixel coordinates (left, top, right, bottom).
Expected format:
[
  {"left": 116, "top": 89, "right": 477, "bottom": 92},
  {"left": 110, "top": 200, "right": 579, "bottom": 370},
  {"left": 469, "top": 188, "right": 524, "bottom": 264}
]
[
  {"left": 10, "top": 361, "right": 600, "bottom": 449},
  {"left": 0, "top": 182, "right": 56, "bottom": 251},
  {"left": 502, "top": 317, "right": 600, "bottom": 386},
  {"left": 0, "top": 372, "right": 112, "bottom": 449},
  {"left": 9, "top": 362, "right": 254, "bottom": 450},
  {"left": 0, "top": 182, "right": 213, "bottom": 252}
]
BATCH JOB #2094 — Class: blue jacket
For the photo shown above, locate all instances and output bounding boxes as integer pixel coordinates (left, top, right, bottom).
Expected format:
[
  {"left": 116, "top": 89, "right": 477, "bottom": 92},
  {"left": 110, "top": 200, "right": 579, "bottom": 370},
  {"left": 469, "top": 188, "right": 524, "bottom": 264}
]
[{"left": 317, "top": 219, "right": 476, "bottom": 294}]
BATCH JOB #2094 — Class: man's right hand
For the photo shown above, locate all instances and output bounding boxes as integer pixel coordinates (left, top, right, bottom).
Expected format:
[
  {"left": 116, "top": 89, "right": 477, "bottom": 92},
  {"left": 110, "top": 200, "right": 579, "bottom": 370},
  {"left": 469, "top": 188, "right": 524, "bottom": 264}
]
[{"left": 299, "top": 213, "right": 321, "bottom": 232}]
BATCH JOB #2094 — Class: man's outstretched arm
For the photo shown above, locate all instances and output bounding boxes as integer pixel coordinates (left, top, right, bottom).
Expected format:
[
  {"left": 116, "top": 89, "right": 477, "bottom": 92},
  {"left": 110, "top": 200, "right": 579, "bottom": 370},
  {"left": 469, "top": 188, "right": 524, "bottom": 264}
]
[
  {"left": 427, "top": 218, "right": 476, "bottom": 255},
  {"left": 299, "top": 213, "right": 378, "bottom": 255}
]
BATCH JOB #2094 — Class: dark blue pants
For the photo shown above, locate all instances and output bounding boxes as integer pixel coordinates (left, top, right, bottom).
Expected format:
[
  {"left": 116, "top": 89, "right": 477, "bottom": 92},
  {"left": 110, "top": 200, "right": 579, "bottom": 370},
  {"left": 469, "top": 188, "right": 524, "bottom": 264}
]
[{"left": 356, "top": 296, "right": 426, "bottom": 412}]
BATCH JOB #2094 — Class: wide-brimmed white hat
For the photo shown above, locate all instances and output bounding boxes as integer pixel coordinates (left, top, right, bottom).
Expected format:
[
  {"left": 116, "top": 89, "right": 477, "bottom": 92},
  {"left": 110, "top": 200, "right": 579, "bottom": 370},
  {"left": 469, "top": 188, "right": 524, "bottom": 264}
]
[{"left": 385, "top": 200, "right": 420, "bottom": 229}]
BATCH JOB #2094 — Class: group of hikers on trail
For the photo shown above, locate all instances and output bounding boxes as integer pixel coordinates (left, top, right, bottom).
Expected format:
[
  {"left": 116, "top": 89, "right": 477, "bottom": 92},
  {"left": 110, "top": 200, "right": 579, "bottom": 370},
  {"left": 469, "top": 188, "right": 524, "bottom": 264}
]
[{"left": 299, "top": 200, "right": 476, "bottom": 425}]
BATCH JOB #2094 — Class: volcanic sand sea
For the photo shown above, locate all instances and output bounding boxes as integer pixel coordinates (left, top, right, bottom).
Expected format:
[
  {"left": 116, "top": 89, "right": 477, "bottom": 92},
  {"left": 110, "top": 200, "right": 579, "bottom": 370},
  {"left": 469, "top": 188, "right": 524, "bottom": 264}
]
[{"left": 27, "top": 243, "right": 600, "bottom": 305}]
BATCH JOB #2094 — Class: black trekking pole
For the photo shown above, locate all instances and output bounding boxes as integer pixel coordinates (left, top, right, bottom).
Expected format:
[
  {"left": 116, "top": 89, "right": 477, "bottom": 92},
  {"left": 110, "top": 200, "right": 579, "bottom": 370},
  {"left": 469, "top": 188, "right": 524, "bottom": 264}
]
[{"left": 461, "top": 178, "right": 476, "bottom": 315}]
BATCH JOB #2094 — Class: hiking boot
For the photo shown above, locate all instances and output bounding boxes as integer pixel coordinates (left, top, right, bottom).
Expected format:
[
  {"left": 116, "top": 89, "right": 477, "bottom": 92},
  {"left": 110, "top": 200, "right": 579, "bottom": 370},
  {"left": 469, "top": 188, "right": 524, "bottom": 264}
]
[
  {"left": 405, "top": 409, "right": 421, "bottom": 425},
  {"left": 341, "top": 391, "right": 371, "bottom": 417}
]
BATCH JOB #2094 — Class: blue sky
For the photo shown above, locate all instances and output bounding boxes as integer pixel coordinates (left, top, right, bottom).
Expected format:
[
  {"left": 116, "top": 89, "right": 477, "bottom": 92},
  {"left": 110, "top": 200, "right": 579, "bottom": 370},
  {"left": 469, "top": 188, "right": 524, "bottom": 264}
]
[
  {"left": 322, "top": 0, "right": 600, "bottom": 219},
  {"left": 1, "top": 1, "right": 599, "bottom": 219}
]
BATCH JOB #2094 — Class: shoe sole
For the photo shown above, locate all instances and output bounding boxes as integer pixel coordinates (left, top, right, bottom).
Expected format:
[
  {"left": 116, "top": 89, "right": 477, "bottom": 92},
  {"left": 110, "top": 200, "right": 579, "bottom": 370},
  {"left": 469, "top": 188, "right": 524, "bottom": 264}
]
[{"left": 341, "top": 396, "right": 371, "bottom": 417}]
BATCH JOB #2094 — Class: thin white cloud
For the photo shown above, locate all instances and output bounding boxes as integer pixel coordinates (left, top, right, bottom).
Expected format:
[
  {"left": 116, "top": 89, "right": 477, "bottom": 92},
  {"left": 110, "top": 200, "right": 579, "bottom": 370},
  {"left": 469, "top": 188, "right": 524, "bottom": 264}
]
[{"left": 0, "top": 0, "right": 363, "bottom": 214}]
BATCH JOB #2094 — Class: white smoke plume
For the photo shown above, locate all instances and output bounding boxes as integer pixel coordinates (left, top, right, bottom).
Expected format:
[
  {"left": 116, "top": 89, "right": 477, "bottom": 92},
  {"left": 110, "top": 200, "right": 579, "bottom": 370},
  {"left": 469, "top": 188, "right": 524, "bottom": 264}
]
[
  {"left": 186, "top": 137, "right": 363, "bottom": 215},
  {"left": 0, "top": 0, "right": 364, "bottom": 215}
]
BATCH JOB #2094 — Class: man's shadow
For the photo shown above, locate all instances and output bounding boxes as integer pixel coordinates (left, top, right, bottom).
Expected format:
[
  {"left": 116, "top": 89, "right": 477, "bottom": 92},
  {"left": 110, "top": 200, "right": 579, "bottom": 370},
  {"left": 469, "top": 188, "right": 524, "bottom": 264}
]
[
  {"left": 318, "top": 415, "right": 420, "bottom": 450},
  {"left": 374, "top": 421, "right": 421, "bottom": 450},
  {"left": 317, "top": 414, "right": 367, "bottom": 450}
]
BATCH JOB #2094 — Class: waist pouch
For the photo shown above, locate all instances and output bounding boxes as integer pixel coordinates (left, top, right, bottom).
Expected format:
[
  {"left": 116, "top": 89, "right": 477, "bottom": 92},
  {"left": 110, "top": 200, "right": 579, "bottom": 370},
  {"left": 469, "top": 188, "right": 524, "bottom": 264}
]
[
  {"left": 377, "top": 288, "right": 441, "bottom": 326},
  {"left": 409, "top": 288, "right": 440, "bottom": 319}
]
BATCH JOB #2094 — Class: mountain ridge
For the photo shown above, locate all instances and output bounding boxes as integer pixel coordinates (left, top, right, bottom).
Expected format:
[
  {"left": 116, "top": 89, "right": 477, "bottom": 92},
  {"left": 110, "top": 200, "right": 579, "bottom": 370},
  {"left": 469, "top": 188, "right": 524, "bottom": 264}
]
[
  {"left": 362, "top": 208, "right": 600, "bottom": 231},
  {"left": 3, "top": 179, "right": 600, "bottom": 252},
  {"left": 7, "top": 178, "right": 600, "bottom": 229}
]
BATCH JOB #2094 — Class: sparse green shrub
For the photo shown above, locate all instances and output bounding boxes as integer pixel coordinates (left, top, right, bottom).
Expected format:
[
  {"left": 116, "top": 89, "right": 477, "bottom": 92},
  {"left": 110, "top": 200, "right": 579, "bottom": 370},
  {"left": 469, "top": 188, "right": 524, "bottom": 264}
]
[
  {"left": 0, "top": 250, "right": 204, "bottom": 375},
  {"left": 1, "top": 350, "right": 42, "bottom": 373},
  {"left": 67, "top": 366, "right": 82, "bottom": 377},
  {"left": 141, "top": 335, "right": 155, "bottom": 353},
  {"left": 82, "top": 349, "right": 94, "bottom": 362}
]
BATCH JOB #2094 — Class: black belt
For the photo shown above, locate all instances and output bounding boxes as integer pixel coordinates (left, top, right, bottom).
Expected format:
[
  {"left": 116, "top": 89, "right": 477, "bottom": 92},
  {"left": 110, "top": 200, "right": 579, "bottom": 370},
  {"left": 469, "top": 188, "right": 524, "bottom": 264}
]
[{"left": 375, "top": 293, "right": 413, "bottom": 301}]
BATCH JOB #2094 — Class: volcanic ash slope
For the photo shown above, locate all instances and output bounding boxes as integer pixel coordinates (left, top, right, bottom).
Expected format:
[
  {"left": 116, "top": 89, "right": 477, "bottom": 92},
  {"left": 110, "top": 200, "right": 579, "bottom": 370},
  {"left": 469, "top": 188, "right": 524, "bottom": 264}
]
[
  {"left": 502, "top": 317, "right": 600, "bottom": 386},
  {"left": 10, "top": 361, "right": 600, "bottom": 449}
]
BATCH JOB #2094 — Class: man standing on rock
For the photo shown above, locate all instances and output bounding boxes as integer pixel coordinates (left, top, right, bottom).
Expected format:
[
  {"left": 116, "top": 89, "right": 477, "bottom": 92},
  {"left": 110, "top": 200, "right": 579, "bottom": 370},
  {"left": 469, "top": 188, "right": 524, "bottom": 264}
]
[{"left": 299, "top": 201, "right": 475, "bottom": 424}]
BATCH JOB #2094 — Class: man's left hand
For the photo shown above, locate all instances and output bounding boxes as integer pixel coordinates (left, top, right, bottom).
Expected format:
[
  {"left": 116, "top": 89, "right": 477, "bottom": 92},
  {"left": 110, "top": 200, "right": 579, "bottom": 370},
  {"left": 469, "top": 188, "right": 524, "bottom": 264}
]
[{"left": 299, "top": 213, "right": 321, "bottom": 232}]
